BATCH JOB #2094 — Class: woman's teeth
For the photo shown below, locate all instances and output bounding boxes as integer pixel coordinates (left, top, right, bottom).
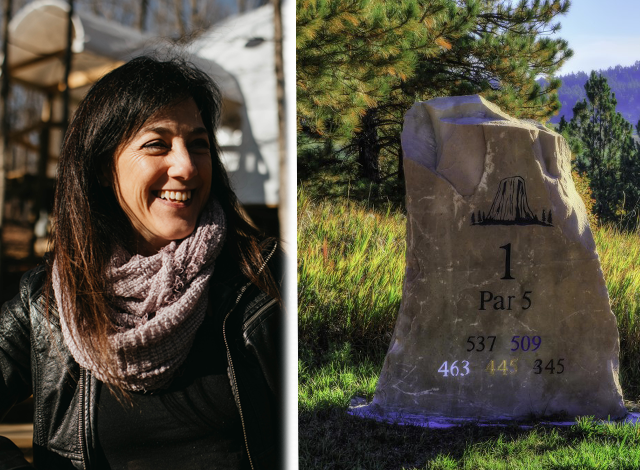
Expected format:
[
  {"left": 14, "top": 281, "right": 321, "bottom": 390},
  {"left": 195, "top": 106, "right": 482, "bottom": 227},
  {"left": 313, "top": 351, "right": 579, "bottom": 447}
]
[{"left": 159, "top": 190, "right": 192, "bottom": 202}]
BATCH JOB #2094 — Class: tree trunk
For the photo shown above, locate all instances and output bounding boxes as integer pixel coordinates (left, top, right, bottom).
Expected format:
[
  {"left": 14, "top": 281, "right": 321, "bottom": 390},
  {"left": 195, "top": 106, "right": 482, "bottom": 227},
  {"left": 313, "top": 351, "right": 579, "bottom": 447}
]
[
  {"left": 396, "top": 135, "right": 404, "bottom": 182},
  {"left": 356, "top": 108, "right": 380, "bottom": 183}
]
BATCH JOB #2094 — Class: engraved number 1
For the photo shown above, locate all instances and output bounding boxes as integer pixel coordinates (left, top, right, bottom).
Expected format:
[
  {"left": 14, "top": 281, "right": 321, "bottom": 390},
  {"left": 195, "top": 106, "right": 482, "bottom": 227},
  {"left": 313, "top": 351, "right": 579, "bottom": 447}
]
[{"left": 500, "top": 243, "right": 514, "bottom": 280}]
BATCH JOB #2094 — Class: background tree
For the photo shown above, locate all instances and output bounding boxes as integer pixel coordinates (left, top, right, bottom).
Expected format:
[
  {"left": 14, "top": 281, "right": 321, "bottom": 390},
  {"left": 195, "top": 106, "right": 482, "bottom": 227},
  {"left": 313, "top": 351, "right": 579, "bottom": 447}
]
[
  {"left": 564, "top": 72, "right": 640, "bottom": 226},
  {"left": 618, "top": 120, "right": 640, "bottom": 225}
]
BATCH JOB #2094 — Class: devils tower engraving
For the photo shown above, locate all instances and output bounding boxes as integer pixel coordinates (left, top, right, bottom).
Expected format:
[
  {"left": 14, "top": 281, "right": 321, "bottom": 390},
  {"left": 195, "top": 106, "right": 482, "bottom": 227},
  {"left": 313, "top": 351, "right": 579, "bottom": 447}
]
[{"left": 472, "top": 176, "right": 552, "bottom": 226}]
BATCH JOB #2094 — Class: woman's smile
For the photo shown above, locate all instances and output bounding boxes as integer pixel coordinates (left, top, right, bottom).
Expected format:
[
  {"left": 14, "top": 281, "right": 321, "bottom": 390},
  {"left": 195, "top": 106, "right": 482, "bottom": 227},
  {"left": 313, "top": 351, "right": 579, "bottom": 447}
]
[
  {"left": 113, "top": 98, "right": 213, "bottom": 255},
  {"left": 152, "top": 190, "right": 194, "bottom": 208},
  {"left": 154, "top": 189, "right": 193, "bottom": 202}
]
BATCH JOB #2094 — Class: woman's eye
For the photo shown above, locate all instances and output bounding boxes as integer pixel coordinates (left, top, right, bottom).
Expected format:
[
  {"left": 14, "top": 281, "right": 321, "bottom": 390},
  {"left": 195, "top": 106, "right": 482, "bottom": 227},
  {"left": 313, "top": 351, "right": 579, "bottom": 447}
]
[
  {"left": 190, "top": 139, "right": 211, "bottom": 151},
  {"left": 143, "top": 140, "right": 168, "bottom": 150}
]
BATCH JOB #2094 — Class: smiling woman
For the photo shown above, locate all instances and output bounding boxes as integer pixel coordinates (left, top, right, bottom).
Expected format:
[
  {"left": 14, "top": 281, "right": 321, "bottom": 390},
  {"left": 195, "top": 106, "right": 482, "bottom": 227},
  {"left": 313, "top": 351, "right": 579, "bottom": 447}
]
[
  {"left": 114, "top": 99, "right": 214, "bottom": 255},
  {"left": 0, "top": 56, "right": 283, "bottom": 469}
]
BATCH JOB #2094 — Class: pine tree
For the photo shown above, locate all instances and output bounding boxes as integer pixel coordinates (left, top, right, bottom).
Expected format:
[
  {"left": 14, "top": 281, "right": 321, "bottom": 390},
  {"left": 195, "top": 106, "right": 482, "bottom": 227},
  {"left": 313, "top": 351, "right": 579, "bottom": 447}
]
[
  {"left": 406, "top": 0, "right": 572, "bottom": 121},
  {"left": 618, "top": 120, "right": 640, "bottom": 226},
  {"left": 297, "top": 0, "right": 463, "bottom": 181},
  {"left": 297, "top": 0, "right": 454, "bottom": 137},
  {"left": 566, "top": 72, "right": 638, "bottom": 224},
  {"left": 297, "top": 0, "right": 572, "bottom": 189}
]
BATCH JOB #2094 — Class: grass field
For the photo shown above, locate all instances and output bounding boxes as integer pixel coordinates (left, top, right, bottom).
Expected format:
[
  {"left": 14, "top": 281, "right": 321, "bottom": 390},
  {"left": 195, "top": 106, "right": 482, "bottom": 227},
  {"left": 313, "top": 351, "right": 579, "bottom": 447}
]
[{"left": 298, "top": 191, "right": 640, "bottom": 469}]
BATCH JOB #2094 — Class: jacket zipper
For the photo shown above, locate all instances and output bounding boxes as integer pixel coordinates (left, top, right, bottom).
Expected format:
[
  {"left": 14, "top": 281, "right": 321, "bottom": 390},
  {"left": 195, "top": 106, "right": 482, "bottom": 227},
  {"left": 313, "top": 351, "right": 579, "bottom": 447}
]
[
  {"left": 223, "top": 304, "right": 253, "bottom": 470},
  {"left": 78, "top": 366, "right": 88, "bottom": 470},
  {"left": 223, "top": 242, "right": 277, "bottom": 470},
  {"left": 242, "top": 297, "right": 278, "bottom": 332}
]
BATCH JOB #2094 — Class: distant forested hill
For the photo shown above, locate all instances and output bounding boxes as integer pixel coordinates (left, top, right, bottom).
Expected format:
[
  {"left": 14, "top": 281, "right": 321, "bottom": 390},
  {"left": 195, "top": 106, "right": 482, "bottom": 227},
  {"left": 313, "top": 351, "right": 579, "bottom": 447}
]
[{"left": 550, "top": 61, "right": 640, "bottom": 126}]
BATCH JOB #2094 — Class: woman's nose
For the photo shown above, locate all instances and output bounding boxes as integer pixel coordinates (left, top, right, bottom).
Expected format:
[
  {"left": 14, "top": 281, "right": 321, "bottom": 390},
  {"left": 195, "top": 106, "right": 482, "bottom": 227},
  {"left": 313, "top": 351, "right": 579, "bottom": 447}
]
[{"left": 167, "top": 142, "right": 198, "bottom": 180}]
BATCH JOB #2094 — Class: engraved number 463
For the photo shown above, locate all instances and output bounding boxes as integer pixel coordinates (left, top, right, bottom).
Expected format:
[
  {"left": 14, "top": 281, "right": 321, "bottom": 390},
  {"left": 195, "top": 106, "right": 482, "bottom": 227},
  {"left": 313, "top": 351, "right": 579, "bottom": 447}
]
[{"left": 437, "top": 360, "right": 470, "bottom": 377}]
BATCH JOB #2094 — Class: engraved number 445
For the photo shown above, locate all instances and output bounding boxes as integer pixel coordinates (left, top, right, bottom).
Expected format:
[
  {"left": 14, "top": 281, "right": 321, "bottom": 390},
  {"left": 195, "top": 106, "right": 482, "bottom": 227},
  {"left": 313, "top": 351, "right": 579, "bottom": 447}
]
[{"left": 485, "top": 359, "right": 518, "bottom": 376}]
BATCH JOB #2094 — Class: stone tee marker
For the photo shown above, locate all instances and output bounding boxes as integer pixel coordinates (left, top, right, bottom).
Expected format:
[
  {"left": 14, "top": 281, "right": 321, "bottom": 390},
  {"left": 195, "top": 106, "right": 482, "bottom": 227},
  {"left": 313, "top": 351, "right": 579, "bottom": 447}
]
[{"left": 360, "top": 95, "right": 626, "bottom": 422}]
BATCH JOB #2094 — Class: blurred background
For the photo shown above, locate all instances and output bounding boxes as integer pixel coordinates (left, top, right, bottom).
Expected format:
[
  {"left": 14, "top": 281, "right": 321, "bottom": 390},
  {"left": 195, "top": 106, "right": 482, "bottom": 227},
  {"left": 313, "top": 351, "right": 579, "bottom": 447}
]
[{"left": 0, "top": 0, "right": 289, "bottom": 460}]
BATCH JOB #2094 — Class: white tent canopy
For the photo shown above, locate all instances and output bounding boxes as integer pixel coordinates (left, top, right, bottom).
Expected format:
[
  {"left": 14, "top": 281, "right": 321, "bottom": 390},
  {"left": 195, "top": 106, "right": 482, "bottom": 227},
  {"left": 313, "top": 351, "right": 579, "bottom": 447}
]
[
  {"left": 192, "top": 4, "right": 279, "bottom": 207},
  {"left": 6, "top": 0, "right": 242, "bottom": 103}
]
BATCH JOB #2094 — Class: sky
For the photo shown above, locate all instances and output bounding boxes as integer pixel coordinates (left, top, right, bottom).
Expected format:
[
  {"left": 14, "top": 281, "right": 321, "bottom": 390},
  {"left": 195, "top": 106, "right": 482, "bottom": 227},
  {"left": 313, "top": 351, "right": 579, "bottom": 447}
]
[{"left": 553, "top": 0, "right": 640, "bottom": 75}]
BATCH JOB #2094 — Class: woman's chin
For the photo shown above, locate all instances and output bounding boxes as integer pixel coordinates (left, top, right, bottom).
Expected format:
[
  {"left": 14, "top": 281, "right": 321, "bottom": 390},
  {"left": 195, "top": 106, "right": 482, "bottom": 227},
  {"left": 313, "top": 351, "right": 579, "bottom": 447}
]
[
  {"left": 134, "top": 224, "right": 197, "bottom": 255},
  {"left": 161, "top": 226, "right": 197, "bottom": 245}
]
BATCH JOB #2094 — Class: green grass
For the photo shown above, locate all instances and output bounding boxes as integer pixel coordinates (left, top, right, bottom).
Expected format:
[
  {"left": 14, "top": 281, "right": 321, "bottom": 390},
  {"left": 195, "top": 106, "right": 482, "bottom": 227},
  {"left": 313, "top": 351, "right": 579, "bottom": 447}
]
[
  {"left": 298, "top": 342, "right": 381, "bottom": 413},
  {"left": 298, "top": 191, "right": 640, "bottom": 469}
]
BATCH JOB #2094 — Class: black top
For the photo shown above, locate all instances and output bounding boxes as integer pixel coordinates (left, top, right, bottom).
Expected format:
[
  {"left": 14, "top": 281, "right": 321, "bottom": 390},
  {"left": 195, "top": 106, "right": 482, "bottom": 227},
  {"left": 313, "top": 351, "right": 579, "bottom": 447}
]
[{"left": 97, "top": 312, "right": 247, "bottom": 470}]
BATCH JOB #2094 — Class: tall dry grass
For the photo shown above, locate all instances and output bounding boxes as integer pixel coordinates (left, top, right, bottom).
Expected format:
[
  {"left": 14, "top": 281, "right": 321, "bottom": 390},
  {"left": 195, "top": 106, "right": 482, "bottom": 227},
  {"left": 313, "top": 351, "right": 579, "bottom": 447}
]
[
  {"left": 594, "top": 226, "right": 640, "bottom": 396},
  {"left": 298, "top": 189, "right": 405, "bottom": 353},
  {"left": 299, "top": 190, "right": 640, "bottom": 398}
]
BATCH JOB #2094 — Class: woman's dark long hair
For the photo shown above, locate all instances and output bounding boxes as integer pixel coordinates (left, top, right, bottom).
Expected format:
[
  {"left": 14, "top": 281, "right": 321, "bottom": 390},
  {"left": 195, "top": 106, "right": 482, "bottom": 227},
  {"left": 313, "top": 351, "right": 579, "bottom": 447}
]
[{"left": 49, "top": 55, "right": 279, "bottom": 379}]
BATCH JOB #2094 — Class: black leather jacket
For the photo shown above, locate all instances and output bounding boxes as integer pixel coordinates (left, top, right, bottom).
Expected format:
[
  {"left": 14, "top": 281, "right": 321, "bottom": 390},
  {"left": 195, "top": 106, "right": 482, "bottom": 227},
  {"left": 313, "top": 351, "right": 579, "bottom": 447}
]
[{"left": 0, "top": 251, "right": 282, "bottom": 470}]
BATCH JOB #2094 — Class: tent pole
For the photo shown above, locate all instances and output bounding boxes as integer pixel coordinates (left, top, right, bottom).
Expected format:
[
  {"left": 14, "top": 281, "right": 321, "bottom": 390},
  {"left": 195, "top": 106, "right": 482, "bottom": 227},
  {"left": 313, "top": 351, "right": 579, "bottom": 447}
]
[
  {"left": 273, "top": 0, "right": 286, "bottom": 244},
  {"left": 139, "top": 0, "right": 148, "bottom": 32},
  {"left": 31, "top": 94, "right": 52, "bottom": 258},
  {"left": 0, "top": 0, "right": 13, "bottom": 283},
  {"left": 61, "top": 0, "right": 73, "bottom": 137}
]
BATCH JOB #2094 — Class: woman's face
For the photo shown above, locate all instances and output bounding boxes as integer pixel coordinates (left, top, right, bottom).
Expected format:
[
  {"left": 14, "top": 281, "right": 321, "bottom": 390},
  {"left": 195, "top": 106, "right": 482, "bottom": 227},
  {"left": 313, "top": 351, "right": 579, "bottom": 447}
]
[{"left": 113, "top": 98, "right": 213, "bottom": 255}]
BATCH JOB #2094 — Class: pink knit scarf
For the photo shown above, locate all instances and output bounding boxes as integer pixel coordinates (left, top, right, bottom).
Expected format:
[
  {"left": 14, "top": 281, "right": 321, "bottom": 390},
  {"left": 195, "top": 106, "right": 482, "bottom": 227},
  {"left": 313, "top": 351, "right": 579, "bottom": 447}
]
[{"left": 53, "top": 199, "right": 227, "bottom": 392}]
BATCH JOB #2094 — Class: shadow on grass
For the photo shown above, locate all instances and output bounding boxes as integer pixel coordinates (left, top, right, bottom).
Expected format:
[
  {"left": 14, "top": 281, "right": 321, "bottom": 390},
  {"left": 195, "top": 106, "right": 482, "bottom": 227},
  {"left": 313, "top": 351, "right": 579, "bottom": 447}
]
[
  {"left": 299, "top": 344, "right": 640, "bottom": 469},
  {"left": 299, "top": 408, "right": 577, "bottom": 469},
  {"left": 299, "top": 408, "right": 640, "bottom": 470}
]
